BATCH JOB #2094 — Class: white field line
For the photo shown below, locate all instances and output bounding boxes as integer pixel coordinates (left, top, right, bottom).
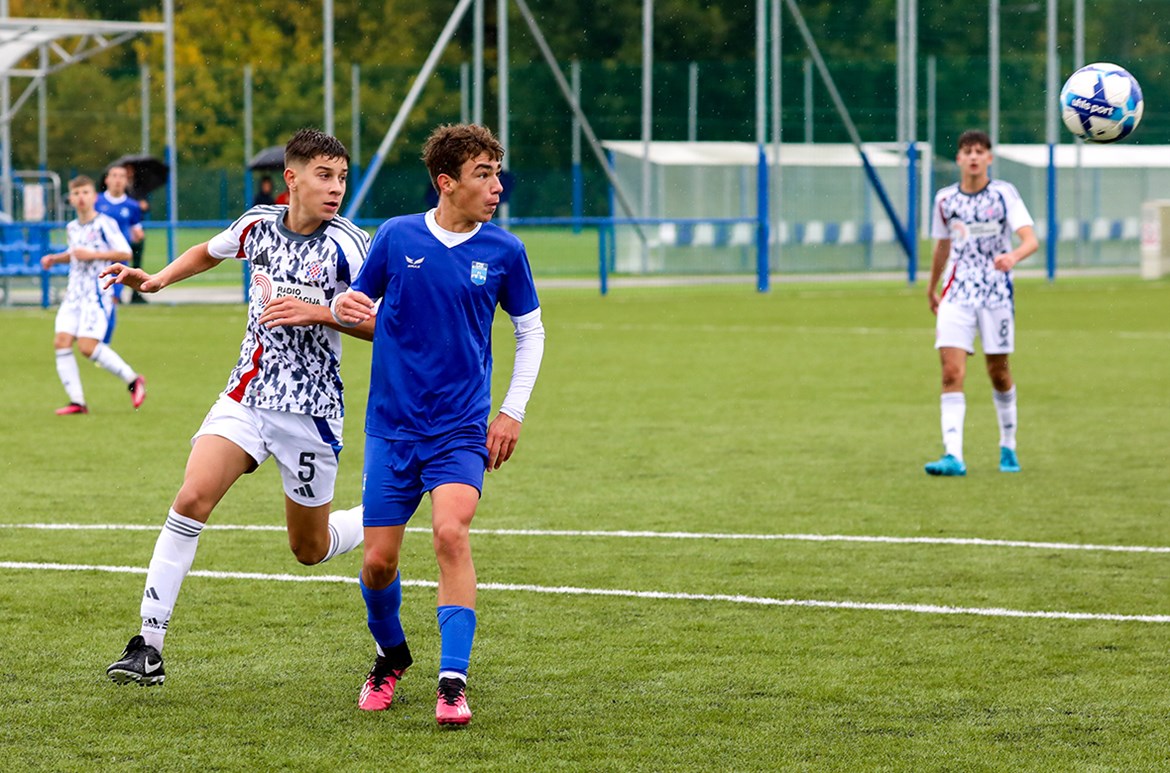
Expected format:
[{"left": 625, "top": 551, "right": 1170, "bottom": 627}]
[
  {"left": 557, "top": 321, "right": 1170, "bottom": 340},
  {"left": 4, "top": 522, "right": 1170, "bottom": 555},
  {"left": 1, "top": 559, "right": 1167, "bottom": 624}
]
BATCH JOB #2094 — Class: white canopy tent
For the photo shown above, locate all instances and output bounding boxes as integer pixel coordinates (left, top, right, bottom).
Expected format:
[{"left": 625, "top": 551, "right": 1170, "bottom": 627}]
[{"left": 0, "top": 12, "right": 174, "bottom": 246}]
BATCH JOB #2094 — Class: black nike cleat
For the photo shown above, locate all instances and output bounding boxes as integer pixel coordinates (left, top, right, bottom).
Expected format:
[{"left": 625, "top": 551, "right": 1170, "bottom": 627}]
[{"left": 107, "top": 635, "right": 165, "bottom": 686}]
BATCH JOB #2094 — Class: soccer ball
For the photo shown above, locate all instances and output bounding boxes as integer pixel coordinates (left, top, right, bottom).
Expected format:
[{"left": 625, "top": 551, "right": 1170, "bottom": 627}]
[{"left": 1059, "top": 62, "right": 1144, "bottom": 143}]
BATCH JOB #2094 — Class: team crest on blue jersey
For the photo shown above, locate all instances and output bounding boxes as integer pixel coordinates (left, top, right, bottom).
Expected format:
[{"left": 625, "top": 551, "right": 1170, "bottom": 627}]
[{"left": 470, "top": 261, "right": 487, "bottom": 286}]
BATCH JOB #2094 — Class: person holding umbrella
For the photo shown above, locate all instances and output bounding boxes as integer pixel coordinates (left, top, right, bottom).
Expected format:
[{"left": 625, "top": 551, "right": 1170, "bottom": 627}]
[
  {"left": 110, "top": 155, "right": 169, "bottom": 305},
  {"left": 96, "top": 163, "right": 145, "bottom": 308}
]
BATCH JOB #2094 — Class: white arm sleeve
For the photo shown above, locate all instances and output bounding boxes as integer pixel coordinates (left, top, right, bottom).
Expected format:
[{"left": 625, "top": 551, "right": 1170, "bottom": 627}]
[{"left": 499, "top": 307, "right": 545, "bottom": 423}]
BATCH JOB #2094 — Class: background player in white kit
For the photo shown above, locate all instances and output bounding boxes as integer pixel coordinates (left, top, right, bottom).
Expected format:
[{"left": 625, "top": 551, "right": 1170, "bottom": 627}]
[
  {"left": 102, "top": 129, "right": 372, "bottom": 686},
  {"left": 925, "top": 129, "right": 1038, "bottom": 477},
  {"left": 40, "top": 175, "right": 146, "bottom": 415},
  {"left": 334, "top": 123, "right": 545, "bottom": 726}
]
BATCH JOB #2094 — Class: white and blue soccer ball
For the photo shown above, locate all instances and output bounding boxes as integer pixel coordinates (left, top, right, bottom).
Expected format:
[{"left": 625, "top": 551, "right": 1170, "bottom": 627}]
[{"left": 1059, "top": 62, "right": 1144, "bottom": 143}]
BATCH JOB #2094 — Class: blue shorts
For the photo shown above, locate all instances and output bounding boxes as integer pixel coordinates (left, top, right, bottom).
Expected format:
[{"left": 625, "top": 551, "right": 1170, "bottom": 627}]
[{"left": 362, "top": 430, "right": 488, "bottom": 527}]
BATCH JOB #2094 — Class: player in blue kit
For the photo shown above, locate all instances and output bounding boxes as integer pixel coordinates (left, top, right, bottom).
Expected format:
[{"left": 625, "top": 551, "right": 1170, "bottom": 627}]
[
  {"left": 101, "top": 129, "right": 373, "bottom": 687},
  {"left": 333, "top": 123, "right": 545, "bottom": 726},
  {"left": 924, "top": 130, "right": 1038, "bottom": 476},
  {"left": 95, "top": 163, "right": 145, "bottom": 310}
]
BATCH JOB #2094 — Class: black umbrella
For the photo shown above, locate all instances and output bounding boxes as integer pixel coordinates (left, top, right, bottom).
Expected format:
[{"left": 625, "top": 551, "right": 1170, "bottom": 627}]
[
  {"left": 248, "top": 145, "right": 286, "bottom": 171},
  {"left": 110, "top": 154, "right": 169, "bottom": 197}
]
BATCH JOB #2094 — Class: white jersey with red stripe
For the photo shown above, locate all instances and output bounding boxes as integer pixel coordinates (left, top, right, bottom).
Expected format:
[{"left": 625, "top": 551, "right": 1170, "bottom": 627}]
[
  {"left": 63, "top": 213, "right": 132, "bottom": 306},
  {"left": 207, "top": 205, "right": 369, "bottom": 418},
  {"left": 930, "top": 179, "right": 1033, "bottom": 310}
]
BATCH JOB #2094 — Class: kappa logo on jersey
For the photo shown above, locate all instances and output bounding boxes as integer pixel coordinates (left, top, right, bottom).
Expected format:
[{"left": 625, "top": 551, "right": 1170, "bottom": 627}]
[
  {"left": 470, "top": 261, "right": 487, "bottom": 286},
  {"left": 252, "top": 272, "right": 274, "bottom": 305},
  {"left": 406, "top": 255, "right": 425, "bottom": 269}
]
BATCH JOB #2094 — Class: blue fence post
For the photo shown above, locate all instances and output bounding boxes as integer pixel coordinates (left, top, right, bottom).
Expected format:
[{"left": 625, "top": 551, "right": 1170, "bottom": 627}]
[
  {"left": 165, "top": 145, "right": 177, "bottom": 265},
  {"left": 756, "top": 145, "right": 769, "bottom": 293},
  {"left": 907, "top": 141, "right": 918, "bottom": 284},
  {"left": 598, "top": 221, "right": 608, "bottom": 296},
  {"left": 1046, "top": 143, "right": 1057, "bottom": 281}
]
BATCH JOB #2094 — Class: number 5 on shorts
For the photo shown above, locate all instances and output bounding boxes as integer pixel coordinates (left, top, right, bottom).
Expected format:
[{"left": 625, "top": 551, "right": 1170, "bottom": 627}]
[{"left": 298, "top": 452, "right": 317, "bottom": 483}]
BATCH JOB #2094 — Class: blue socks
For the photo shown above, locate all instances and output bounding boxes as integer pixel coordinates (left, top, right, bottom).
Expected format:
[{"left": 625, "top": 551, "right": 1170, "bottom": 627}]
[
  {"left": 437, "top": 605, "right": 477, "bottom": 675},
  {"left": 361, "top": 576, "right": 477, "bottom": 677},
  {"left": 360, "top": 572, "right": 406, "bottom": 651}
]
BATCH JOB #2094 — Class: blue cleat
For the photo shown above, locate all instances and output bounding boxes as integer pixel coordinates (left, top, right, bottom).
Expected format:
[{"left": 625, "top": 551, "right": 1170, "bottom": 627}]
[
  {"left": 925, "top": 453, "right": 967, "bottom": 477},
  {"left": 999, "top": 446, "right": 1020, "bottom": 473}
]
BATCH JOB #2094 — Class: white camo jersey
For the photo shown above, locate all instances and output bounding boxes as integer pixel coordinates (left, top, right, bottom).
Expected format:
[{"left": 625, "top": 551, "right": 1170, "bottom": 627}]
[
  {"left": 62, "top": 213, "right": 132, "bottom": 306},
  {"left": 207, "top": 205, "right": 369, "bottom": 418},
  {"left": 931, "top": 179, "right": 1033, "bottom": 310}
]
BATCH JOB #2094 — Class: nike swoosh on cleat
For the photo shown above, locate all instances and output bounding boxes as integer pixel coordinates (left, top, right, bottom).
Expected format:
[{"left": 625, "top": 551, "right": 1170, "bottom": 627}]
[{"left": 144, "top": 658, "right": 161, "bottom": 674}]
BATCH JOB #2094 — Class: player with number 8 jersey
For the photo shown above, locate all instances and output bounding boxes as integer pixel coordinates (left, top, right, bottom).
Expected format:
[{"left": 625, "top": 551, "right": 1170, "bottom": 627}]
[{"left": 924, "top": 129, "right": 1038, "bottom": 477}]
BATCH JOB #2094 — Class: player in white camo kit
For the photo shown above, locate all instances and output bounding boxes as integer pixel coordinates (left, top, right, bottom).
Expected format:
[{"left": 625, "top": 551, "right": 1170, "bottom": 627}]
[
  {"left": 102, "top": 129, "right": 373, "bottom": 686},
  {"left": 40, "top": 175, "right": 147, "bottom": 415},
  {"left": 924, "top": 129, "right": 1038, "bottom": 477}
]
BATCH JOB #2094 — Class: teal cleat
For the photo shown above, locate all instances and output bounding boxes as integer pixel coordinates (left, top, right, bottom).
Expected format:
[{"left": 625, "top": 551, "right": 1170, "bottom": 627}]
[
  {"left": 999, "top": 446, "right": 1020, "bottom": 473},
  {"left": 925, "top": 454, "right": 967, "bottom": 477}
]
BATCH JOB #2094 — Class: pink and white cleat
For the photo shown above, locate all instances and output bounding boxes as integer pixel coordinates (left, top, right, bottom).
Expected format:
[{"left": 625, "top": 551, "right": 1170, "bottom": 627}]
[
  {"left": 435, "top": 677, "right": 472, "bottom": 726},
  {"left": 129, "top": 376, "right": 147, "bottom": 409},
  {"left": 358, "top": 657, "right": 407, "bottom": 711},
  {"left": 55, "top": 402, "right": 88, "bottom": 415}
]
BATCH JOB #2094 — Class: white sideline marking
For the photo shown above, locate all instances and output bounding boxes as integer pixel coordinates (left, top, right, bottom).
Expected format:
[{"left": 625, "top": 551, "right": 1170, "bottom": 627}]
[
  {"left": 1, "top": 560, "right": 1167, "bottom": 624},
  {"left": 558, "top": 321, "right": 1170, "bottom": 341},
  {"left": 5, "top": 522, "right": 1170, "bottom": 555}
]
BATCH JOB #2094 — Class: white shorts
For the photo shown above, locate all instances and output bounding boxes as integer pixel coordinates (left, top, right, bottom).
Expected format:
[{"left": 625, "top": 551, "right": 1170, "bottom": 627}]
[
  {"left": 55, "top": 296, "right": 114, "bottom": 341},
  {"left": 193, "top": 394, "right": 343, "bottom": 507},
  {"left": 935, "top": 301, "right": 1014, "bottom": 355}
]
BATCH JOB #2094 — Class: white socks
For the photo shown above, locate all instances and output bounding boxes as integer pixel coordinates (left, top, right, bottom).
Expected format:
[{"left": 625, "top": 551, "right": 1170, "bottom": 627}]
[
  {"left": 940, "top": 392, "right": 966, "bottom": 460},
  {"left": 993, "top": 386, "right": 1018, "bottom": 450},
  {"left": 55, "top": 348, "right": 85, "bottom": 404},
  {"left": 89, "top": 342, "right": 137, "bottom": 384},
  {"left": 939, "top": 388, "right": 1018, "bottom": 460},
  {"left": 140, "top": 509, "right": 204, "bottom": 652},
  {"left": 56, "top": 344, "right": 137, "bottom": 406},
  {"left": 319, "top": 505, "right": 365, "bottom": 563}
]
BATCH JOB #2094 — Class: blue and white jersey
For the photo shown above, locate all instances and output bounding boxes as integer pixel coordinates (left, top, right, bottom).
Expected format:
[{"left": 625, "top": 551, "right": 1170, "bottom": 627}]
[
  {"left": 207, "top": 205, "right": 370, "bottom": 418},
  {"left": 931, "top": 179, "right": 1033, "bottom": 309},
  {"left": 95, "top": 192, "right": 143, "bottom": 246},
  {"left": 62, "top": 213, "right": 132, "bottom": 306},
  {"left": 354, "top": 210, "right": 541, "bottom": 441}
]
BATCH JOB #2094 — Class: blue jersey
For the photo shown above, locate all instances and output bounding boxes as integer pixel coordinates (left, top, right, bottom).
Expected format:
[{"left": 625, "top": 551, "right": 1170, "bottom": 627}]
[
  {"left": 95, "top": 192, "right": 143, "bottom": 245},
  {"left": 354, "top": 211, "right": 540, "bottom": 441}
]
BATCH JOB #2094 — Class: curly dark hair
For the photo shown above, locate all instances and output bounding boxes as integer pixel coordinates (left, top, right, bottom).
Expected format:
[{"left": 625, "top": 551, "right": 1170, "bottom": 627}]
[{"left": 422, "top": 123, "right": 504, "bottom": 191}]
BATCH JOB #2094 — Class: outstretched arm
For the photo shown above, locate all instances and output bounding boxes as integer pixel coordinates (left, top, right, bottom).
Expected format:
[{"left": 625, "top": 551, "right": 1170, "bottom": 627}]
[
  {"left": 259, "top": 295, "right": 376, "bottom": 341},
  {"left": 42, "top": 246, "right": 130, "bottom": 269},
  {"left": 100, "top": 241, "right": 219, "bottom": 294}
]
